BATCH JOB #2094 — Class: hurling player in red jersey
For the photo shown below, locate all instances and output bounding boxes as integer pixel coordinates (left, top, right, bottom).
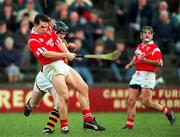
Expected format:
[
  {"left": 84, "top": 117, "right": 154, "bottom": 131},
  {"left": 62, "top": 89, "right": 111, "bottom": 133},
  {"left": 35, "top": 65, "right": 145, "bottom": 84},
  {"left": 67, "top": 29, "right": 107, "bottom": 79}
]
[
  {"left": 123, "top": 26, "right": 175, "bottom": 129},
  {"left": 28, "top": 14, "right": 105, "bottom": 133},
  {"left": 24, "top": 21, "right": 77, "bottom": 135}
]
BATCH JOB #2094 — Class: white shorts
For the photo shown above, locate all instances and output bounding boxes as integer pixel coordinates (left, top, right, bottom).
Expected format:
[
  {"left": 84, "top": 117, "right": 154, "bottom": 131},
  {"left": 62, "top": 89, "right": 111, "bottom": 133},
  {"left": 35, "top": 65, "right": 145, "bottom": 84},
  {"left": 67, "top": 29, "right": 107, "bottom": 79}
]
[
  {"left": 43, "top": 60, "right": 70, "bottom": 82},
  {"left": 130, "top": 71, "right": 156, "bottom": 89},
  {"left": 33, "top": 71, "right": 53, "bottom": 93}
]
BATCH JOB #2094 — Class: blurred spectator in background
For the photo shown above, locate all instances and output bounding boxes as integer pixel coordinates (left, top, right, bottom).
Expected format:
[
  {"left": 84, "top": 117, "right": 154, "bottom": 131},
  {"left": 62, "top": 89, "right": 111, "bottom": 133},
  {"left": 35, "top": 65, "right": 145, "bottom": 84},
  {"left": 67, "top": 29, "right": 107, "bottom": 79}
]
[
  {"left": 17, "top": 0, "right": 39, "bottom": 23},
  {"left": 39, "top": 0, "right": 55, "bottom": 16},
  {"left": 0, "top": 20, "right": 12, "bottom": 47},
  {"left": 175, "top": 5, "right": 180, "bottom": 81},
  {"left": 51, "top": 1, "right": 62, "bottom": 19},
  {"left": 0, "top": 4, "right": 17, "bottom": 31},
  {"left": 128, "top": 0, "right": 152, "bottom": 46},
  {"left": 153, "top": 10, "right": 176, "bottom": 54},
  {"left": 67, "top": 11, "right": 85, "bottom": 39},
  {"left": 71, "top": 38, "right": 94, "bottom": 85},
  {"left": 31, "top": 0, "right": 42, "bottom": 12},
  {"left": 90, "top": 41, "right": 110, "bottom": 82},
  {"left": 69, "top": 0, "right": 91, "bottom": 19},
  {"left": 151, "top": 1, "right": 175, "bottom": 24},
  {"left": 159, "top": 1, "right": 168, "bottom": 11},
  {"left": 0, "top": 0, "right": 19, "bottom": 13},
  {"left": 175, "top": 5, "right": 180, "bottom": 25},
  {"left": 74, "top": 28, "right": 90, "bottom": 52},
  {"left": 51, "top": 1, "right": 69, "bottom": 23},
  {"left": 101, "top": 26, "right": 116, "bottom": 53},
  {"left": 16, "top": 12, "right": 33, "bottom": 29},
  {"left": 148, "top": 0, "right": 160, "bottom": 10},
  {"left": 84, "top": 10, "right": 104, "bottom": 51},
  {"left": 114, "top": 0, "right": 132, "bottom": 25},
  {"left": 13, "top": 19, "right": 31, "bottom": 65},
  {"left": 110, "top": 40, "right": 134, "bottom": 82},
  {"left": 0, "top": 37, "right": 22, "bottom": 82},
  {"left": 175, "top": 4, "right": 180, "bottom": 55}
]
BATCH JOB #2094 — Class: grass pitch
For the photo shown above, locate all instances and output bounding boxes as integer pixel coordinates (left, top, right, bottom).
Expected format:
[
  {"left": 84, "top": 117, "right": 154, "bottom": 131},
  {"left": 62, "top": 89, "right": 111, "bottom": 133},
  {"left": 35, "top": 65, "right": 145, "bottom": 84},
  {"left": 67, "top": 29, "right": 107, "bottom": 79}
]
[{"left": 0, "top": 112, "right": 179, "bottom": 137}]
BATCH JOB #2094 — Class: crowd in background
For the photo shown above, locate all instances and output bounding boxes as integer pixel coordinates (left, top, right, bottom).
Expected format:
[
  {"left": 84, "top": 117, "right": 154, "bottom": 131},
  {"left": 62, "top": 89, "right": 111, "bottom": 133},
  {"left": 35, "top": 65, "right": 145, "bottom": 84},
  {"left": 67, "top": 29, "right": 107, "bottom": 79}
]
[{"left": 0, "top": 0, "right": 179, "bottom": 85}]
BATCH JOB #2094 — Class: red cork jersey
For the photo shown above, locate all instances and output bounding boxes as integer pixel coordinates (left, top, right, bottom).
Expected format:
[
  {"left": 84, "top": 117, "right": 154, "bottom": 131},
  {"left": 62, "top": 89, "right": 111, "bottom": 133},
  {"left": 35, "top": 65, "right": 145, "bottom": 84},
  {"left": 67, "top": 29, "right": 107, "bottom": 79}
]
[
  {"left": 28, "top": 26, "right": 64, "bottom": 65},
  {"left": 135, "top": 41, "right": 163, "bottom": 72}
]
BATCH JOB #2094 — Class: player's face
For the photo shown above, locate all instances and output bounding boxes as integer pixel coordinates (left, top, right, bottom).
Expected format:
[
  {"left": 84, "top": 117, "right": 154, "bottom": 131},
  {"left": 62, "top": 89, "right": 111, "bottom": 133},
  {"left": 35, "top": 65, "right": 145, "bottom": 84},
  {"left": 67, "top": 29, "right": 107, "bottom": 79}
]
[
  {"left": 141, "top": 31, "right": 153, "bottom": 42},
  {"left": 36, "top": 21, "right": 49, "bottom": 34},
  {"left": 57, "top": 33, "right": 66, "bottom": 39}
]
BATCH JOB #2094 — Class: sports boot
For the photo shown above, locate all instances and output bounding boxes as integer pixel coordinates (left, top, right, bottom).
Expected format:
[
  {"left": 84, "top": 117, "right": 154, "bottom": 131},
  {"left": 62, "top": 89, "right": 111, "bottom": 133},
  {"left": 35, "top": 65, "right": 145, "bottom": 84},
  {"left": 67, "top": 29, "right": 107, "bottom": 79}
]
[{"left": 83, "top": 118, "right": 105, "bottom": 131}]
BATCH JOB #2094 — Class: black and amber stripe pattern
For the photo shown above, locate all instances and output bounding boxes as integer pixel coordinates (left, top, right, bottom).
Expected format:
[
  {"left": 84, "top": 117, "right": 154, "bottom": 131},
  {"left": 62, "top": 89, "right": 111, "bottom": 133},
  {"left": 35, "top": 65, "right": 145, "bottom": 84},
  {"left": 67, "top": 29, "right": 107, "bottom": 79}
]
[{"left": 43, "top": 109, "right": 60, "bottom": 131}]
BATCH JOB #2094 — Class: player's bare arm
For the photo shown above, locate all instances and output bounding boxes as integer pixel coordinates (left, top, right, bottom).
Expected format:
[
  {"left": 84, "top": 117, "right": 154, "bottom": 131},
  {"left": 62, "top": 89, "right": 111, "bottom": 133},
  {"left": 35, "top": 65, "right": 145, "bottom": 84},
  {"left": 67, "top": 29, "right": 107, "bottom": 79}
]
[
  {"left": 57, "top": 42, "right": 70, "bottom": 53},
  {"left": 41, "top": 50, "right": 76, "bottom": 61},
  {"left": 139, "top": 58, "right": 163, "bottom": 67}
]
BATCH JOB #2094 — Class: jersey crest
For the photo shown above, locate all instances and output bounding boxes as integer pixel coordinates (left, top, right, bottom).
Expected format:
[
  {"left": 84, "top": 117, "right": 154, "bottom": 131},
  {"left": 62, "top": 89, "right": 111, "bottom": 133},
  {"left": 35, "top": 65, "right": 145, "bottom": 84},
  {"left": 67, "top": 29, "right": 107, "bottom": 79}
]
[{"left": 39, "top": 38, "right": 44, "bottom": 42}]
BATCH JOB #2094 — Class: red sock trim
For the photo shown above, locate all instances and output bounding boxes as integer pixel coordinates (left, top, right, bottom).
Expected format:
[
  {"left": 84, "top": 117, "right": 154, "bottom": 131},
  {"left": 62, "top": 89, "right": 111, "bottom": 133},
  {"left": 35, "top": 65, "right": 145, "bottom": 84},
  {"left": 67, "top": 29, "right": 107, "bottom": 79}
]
[
  {"left": 82, "top": 110, "right": 93, "bottom": 122},
  {"left": 126, "top": 118, "right": 134, "bottom": 129},
  {"left": 162, "top": 107, "right": 168, "bottom": 114},
  {"left": 126, "top": 125, "right": 133, "bottom": 129},
  {"left": 127, "top": 118, "right": 134, "bottom": 122},
  {"left": 60, "top": 119, "right": 68, "bottom": 128}
]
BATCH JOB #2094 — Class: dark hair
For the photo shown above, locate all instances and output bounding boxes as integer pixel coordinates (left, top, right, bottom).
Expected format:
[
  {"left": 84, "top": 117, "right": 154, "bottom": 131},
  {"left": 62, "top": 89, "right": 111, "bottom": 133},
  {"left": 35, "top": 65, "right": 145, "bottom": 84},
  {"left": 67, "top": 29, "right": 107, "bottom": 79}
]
[
  {"left": 0, "top": 19, "right": 6, "bottom": 24},
  {"left": 23, "top": 12, "right": 29, "bottom": 17},
  {"left": 117, "top": 39, "right": 125, "bottom": 44},
  {"left": 95, "top": 40, "right": 105, "bottom": 47},
  {"left": 141, "top": 26, "right": 154, "bottom": 33},
  {"left": 33, "top": 14, "right": 50, "bottom": 25}
]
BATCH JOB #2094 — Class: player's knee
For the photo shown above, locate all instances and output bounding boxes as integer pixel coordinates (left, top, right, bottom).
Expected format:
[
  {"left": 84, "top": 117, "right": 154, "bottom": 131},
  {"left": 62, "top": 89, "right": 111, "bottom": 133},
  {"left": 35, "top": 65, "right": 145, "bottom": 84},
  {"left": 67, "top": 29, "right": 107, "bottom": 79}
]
[
  {"left": 142, "top": 99, "right": 151, "bottom": 107},
  {"left": 59, "top": 103, "right": 65, "bottom": 110},
  {"left": 59, "top": 96, "right": 69, "bottom": 107},
  {"left": 127, "top": 98, "right": 136, "bottom": 107},
  {"left": 64, "top": 97, "right": 69, "bottom": 104},
  {"left": 62, "top": 93, "right": 69, "bottom": 103},
  {"left": 81, "top": 84, "right": 89, "bottom": 93}
]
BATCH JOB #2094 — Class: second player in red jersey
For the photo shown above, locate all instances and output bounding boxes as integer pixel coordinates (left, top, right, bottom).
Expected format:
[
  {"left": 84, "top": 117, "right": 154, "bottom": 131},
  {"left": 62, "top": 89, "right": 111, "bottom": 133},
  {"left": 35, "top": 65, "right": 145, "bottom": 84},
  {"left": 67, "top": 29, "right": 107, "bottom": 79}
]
[
  {"left": 135, "top": 41, "right": 163, "bottom": 72},
  {"left": 123, "top": 26, "right": 175, "bottom": 129}
]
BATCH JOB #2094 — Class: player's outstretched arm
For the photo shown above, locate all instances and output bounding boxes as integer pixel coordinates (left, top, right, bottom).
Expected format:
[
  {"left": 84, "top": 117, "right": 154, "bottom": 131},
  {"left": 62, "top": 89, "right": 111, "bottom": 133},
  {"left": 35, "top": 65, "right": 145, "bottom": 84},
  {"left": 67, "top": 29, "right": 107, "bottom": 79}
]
[
  {"left": 139, "top": 58, "right": 163, "bottom": 67},
  {"left": 57, "top": 41, "right": 70, "bottom": 53},
  {"left": 41, "top": 50, "right": 76, "bottom": 61}
]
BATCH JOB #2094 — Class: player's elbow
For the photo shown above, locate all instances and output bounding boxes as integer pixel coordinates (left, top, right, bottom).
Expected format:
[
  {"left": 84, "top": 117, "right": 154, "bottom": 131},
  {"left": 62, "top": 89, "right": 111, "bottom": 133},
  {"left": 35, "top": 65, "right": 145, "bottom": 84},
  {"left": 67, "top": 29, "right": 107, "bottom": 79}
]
[{"left": 157, "top": 61, "right": 163, "bottom": 67}]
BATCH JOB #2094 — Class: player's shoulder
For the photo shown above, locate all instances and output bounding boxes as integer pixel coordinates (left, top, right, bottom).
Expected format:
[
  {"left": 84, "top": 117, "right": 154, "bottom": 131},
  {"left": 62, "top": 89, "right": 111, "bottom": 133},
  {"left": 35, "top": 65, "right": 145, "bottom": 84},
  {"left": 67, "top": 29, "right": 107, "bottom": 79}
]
[
  {"left": 28, "top": 33, "right": 42, "bottom": 45},
  {"left": 136, "top": 43, "right": 142, "bottom": 49},
  {"left": 149, "top": 41, "right": 158, "bottom": 48},
  {"left": 48, "top": 25, "right": 55, "bottom": 34},
  {"left": 149, "top": 42, "right": 162, "bottom": 55}
]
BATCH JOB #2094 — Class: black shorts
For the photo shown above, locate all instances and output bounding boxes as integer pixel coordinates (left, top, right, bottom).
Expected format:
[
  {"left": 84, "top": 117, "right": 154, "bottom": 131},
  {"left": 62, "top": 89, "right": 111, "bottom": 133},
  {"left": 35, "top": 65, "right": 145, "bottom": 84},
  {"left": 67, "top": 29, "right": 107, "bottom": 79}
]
[{"left": 129, "top": 84, "right": 142, "bottom": 91}]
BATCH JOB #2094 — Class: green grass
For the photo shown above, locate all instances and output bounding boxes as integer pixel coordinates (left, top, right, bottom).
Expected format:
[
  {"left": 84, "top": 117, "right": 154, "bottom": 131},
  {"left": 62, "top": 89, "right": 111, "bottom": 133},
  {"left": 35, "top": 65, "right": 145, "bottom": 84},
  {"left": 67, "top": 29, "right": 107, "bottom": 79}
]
[{"left": 0, "top": 112, "right": 179, "bottom": 137}]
